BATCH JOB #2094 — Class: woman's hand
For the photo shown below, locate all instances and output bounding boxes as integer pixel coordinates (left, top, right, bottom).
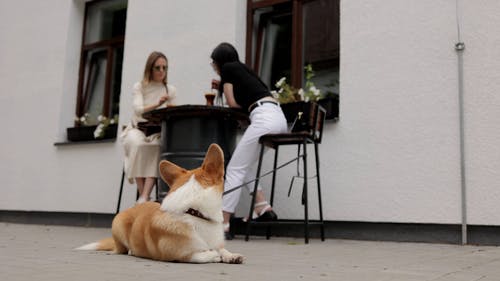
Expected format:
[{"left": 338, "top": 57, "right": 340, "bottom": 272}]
[
  {"left": 211, "top": 79, "right": 220, "bottom": 90},
  {"left": 158, "top": 95, "right": 169, "bottom": 106},
  {"left": 143, "top": 95, "right": 169, "bottom": 113}
]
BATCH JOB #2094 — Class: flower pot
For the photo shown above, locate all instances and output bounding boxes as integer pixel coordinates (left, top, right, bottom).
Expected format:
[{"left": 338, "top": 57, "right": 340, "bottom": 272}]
[
  {"left": 280, "top": 101, "right": 310, "bottom": 123},
  {"left": 279, "top": 101, "right": 318, "bottom": 133},
  {"left": 67, "top": 124, "right": 118, "bottom": 142},
  {"left": 281, "top": 97, "right": 338, "bottom": 123}
]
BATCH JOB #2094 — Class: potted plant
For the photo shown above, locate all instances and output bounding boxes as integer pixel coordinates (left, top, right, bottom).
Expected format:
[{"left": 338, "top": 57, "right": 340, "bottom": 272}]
[
  {"left": 272, "top": 64, "right": 339, "bottom": 121},
  {"left": 67, "top": 113, "right": 119, "bottom": 142}
]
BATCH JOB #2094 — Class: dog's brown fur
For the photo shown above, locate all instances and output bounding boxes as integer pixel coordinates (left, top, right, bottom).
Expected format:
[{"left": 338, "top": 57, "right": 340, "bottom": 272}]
[{"left": 77, "top": 144, "right": 244, "bottom": 264}]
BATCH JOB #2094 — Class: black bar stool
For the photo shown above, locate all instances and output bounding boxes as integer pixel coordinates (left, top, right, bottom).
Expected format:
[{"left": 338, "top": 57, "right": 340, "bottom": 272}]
[{"left": 245, "top": 102, "right": 326, "bottom": 243}]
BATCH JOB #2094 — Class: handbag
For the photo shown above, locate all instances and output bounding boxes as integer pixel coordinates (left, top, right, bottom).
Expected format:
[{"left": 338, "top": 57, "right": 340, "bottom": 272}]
[{"left": 137, "top": 121, "right": 161, "bottom": 137}]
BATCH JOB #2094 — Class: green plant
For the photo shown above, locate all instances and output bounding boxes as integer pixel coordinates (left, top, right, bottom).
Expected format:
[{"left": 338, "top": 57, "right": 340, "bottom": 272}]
[
  {"left": 93, "top": 114, "right": 119, "bottom": 139},
  {"left": 271, "top": 77, "right": 301, "bottom": 103},
  {"left": 74, "top": 113, "right": 90, "bottom": 126},
  {"left": 271, "top": 64, "right": 323, "bottom": 103}
]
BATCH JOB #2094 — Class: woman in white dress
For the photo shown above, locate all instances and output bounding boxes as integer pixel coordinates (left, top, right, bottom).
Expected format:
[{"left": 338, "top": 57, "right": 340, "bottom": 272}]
[{"left": 121, "top": 51, "right": 177, "bottom": 204}]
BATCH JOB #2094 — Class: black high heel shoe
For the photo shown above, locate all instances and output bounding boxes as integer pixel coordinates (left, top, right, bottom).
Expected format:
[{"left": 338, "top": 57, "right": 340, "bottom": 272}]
[
  {"left": 223, "top": 222, "right": 234, "bottom": 240},
  {"left": 243, "top": 201, "right": 278, "bottom": 222}
]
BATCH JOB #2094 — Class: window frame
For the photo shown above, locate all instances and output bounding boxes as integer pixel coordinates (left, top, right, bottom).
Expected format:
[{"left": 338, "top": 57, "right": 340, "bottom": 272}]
[
  {"left": 74, "top": 0, "right": 126, "bottom": 126},
  {"left": 246, "top": 0, "right": 308, "bottom": 89}
]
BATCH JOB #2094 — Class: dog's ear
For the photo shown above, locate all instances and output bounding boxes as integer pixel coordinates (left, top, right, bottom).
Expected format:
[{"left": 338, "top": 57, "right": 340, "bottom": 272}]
[
  {"left": 201, "top": 143, "right": 224, "bottom": 180},
  {"left": 159, "top": 160, "right": 187, "bottom": 187}
]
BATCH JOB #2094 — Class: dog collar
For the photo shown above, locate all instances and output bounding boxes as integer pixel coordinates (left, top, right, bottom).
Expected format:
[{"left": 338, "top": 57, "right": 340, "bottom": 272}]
[{"left": 185, "top": 208, "right": 211, "bottom": 221}]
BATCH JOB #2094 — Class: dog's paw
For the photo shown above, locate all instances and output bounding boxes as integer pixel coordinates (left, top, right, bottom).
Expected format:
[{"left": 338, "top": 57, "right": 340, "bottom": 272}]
[
  {"left": 190, "top": 250, "right": 221, "bottom": 263},
  {"left": 222, "top": 253, "right": 244, "bottom": 264},
  {"left": 219, "top": 248, "right": 244, "bottom": 264},
  {"left": 211, "top": 254, "right": 222, "bottom": 263}
]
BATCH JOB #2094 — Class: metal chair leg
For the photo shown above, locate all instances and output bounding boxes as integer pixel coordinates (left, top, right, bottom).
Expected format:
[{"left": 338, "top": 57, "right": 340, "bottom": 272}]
[
  {"left": 289, "top": 145, "right": 302, "bottom": 197},
  {"left": 116, "top": 169, "right": 125, "bottom": 214},
  {"left": 266, "top": 146, "right": 279, "bottom": 240},
  {"left": 156, "top": 178, "right": 160, "bottom": 202},
  {"left": 315, "top": 142, "right": 325, "bottom": 241},
  {"left": 302, "top": 141, "right": 309, "bottom": 244},
  {"left": 245, "top": 144, "right": 266, "bottom": 241},
  {"left": 270, "top": 146, "right": 279, "bottom": 207}
]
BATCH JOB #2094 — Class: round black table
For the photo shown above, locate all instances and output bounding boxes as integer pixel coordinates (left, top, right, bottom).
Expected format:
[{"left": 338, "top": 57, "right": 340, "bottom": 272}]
[{"left": 143, "top": 105, "right": 249, "bottom": 197}]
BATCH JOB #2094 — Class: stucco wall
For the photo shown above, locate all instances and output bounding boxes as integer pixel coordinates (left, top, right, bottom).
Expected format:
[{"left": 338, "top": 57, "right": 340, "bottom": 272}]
[
  {"left": 1, "top": 0, "right": 500, "bottom": 226},
  {"left": 460, "top": 1, "right": 500, "bottom": 225},
  {"left": 316, "top": 0, "right": 500, "bottom": 225},
  {"left": 325, "top": 1, "right": 463, "bottom": 224},
  {"left": 240, "top": 0, "right": 500, "bottom": 225},
  {"left": 0, "top": 0, "right": 246, "bottom": 213}
]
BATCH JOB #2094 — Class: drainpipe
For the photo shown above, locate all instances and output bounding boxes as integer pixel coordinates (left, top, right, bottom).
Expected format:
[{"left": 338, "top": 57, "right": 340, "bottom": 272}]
[{"left": 455, "top": 0, "right": 467, "bottom": 245}]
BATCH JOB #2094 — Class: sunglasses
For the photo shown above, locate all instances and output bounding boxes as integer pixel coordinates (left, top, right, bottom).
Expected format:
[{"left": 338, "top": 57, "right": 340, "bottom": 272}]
[{"left": 153, "top": 65, "right": 168, "bottom": 71}]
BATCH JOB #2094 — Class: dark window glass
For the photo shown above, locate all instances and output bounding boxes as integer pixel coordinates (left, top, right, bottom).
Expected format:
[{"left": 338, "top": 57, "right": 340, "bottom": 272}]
[
  {"left": 247, "top": 0, "right": 339, "bottom": 96},
  {"left": 303, "top": 0, "right": 339, "bottom": 96},
  {"left": 250, "top": 4, "right": 292, "bottom": 88}
]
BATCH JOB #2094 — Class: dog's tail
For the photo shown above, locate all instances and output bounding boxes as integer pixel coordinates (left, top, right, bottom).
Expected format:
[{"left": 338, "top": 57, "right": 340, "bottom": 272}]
[{"left": 75, "top": 237, "right": 115, "bottom": 251}]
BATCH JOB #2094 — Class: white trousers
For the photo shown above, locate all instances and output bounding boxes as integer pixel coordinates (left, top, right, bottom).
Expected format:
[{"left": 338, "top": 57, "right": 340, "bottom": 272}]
[{"left": 222, "top": 103, "right": 288, "bottom": 213}]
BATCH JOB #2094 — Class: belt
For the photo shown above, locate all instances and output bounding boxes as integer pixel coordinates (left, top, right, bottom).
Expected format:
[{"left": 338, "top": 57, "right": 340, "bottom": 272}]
[{"left": 248, "top": 100, "right": 279, "bottom": 112}]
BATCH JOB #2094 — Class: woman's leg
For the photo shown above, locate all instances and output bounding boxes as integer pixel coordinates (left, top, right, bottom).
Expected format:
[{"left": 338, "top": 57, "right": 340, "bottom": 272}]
[
  {"left": 253, "top": 190, "right": 271, "bottom": 213},
  {"left": 136, "top": 177, "right": 145, "bottom": 195},
  {"left": 123, "top": 129, "right": 161, "bottom": 193},
  {"left": 242, "top": 162, "right": 273, "bottom": 214},
  {"left": 140, "top": 177, "right": 156, "bottom": 201},
  {"left": 222, "top": 128, "right": 262, "bottom": 225},
  {"left": 222, "top": 105, "right": 287, "bottom": 226}
]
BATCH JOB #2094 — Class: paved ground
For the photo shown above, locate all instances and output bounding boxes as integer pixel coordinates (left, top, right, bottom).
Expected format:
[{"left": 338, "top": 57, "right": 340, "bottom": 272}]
[{"left": 2, "top": 222, "right": 500, "bottom": 281}]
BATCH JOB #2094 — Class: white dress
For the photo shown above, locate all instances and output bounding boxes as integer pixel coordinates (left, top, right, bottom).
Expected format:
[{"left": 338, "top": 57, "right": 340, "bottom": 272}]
[{"left": 121, "top": 81, "right": 177, "bottom": 183}]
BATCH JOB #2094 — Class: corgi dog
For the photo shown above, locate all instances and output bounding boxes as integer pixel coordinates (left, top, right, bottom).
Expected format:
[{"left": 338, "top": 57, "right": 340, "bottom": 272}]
[{"left": 76, "top": 144, "right": 244, "bottom": 264}]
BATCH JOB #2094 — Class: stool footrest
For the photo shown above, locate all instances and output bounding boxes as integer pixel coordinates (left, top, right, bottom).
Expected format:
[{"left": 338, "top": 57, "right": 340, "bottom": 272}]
[
  {"left": 247, "top": 220, "right": 324, "bottom": 226},
  {"left": 246, "top": 105, "right": 326, "bottom": 243}
]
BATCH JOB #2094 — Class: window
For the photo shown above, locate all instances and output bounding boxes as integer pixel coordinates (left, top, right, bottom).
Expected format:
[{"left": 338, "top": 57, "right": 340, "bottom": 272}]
[
  {"left": 246, "top": 0, "right": 339, "bottom": 99},
  {"left": 75, "top": 0, "right": 127, "bottom": 127}
]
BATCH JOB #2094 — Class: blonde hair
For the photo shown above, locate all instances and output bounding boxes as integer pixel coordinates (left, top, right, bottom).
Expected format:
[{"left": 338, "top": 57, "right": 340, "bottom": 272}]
[{"left": 141, "top": 51, "right": 168, "bottom": 87}]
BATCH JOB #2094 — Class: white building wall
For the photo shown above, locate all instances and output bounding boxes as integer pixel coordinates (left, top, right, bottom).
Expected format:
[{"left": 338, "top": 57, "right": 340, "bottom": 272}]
[
  {"left": 1, "top": 0, "right": 500, "bottom": 227},
  {"left": 0, "top": 0, "right": 246, "bottom": 213},
  {"left": 461, "top": 1, "right": 500, "bottom": 225},
  {"left": 310, "top": 0, "right": 500, "bottom": 225},
  {"left": 330, "top": 0, "right": 462, "bottom": 224}
]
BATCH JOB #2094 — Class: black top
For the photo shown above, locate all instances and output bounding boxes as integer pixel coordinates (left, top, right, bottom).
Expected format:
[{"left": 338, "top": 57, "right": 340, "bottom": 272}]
[{"left": 220, "top": 62, "right": 271, "bottom": 110}]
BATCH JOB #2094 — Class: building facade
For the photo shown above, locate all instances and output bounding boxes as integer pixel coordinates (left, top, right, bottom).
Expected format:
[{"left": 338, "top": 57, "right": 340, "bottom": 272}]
[{"left": 1, "top": 0, "right": 500, "bottom": 243}]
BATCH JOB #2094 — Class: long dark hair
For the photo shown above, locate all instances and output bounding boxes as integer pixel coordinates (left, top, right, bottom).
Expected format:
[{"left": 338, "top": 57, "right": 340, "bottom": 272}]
[
  {"left": 210, "top": 42, "right": 240, "bottom": 69},
  {"left": 210, "top": 42, "right": 270, "bottom": 94}
]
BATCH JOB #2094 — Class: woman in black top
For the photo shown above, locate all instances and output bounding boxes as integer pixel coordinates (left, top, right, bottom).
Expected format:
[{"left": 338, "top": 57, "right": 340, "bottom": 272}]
[{"left": 210, "top": 42, "right": 288, "bottom": 239}]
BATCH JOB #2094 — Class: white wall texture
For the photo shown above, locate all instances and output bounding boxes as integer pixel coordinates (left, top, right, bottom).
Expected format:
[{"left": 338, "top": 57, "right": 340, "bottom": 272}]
[
  {"left": 0, "top": 0, "right": 246, "bottom": 213},
  {"left": 0, "top": 0, "right": 499, "bottom": 227}
]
